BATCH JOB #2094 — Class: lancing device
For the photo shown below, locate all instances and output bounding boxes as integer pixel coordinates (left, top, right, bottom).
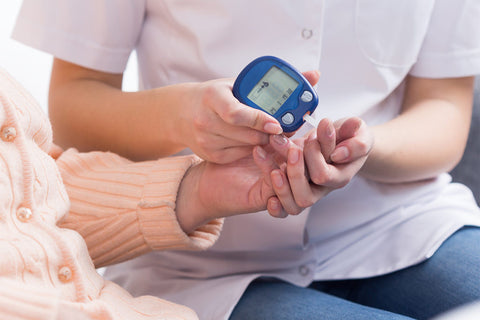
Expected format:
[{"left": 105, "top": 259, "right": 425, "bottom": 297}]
[{"left": 233, "top": 56, "right": 319, "bottom": 132}]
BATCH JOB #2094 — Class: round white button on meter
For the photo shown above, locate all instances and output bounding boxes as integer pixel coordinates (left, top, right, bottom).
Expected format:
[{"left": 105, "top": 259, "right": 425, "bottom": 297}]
[
  {"left": 233, "top": 56, "right": 319, "bottom": 132},
  {"left": 281, "top": 112, "right": 295, "bottom": 125},
  {"left": 300, "top": 91, "right": 313, "bottom": 102}
]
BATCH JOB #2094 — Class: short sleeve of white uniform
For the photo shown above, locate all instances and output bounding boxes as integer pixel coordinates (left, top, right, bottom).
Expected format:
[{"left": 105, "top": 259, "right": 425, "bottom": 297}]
[
  {"left": 12, "top": 0, "right": 145, "bottom": 73},
  {"left": 410, "top": 0, "right": 480, "bottom": 78}
]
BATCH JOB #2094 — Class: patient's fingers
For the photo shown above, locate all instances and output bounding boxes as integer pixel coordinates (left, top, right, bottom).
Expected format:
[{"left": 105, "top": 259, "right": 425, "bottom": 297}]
[
  {"left": 267, "top": 197, "right": 288, "bottom": 218},
  {"left": 316, "top": 118, "right": 336, "bottom": 162},
  {"left": 270, "top": 169, "right": 303, "bottom": 215}
]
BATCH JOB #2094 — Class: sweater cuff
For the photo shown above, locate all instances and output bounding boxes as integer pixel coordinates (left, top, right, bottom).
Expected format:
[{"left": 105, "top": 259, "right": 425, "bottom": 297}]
[
  {"left": 0, "top": 278, "right": 60, "bottom": 320},
  {"left": 138, "top": 156, "right": 223, "bottom": 251}
]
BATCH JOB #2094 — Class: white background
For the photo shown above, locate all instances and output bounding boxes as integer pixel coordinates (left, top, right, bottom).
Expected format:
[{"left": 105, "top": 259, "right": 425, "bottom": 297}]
[{"left": 0, "top": 1, "right": 138, "bottom": 114}]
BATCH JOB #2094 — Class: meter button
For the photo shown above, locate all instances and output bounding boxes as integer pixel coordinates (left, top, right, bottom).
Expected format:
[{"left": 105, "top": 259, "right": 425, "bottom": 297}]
[
  {"left": 300, "top": 91, "right": 313, "bottom": 103},
  {"left": 281, "top": 112, "right": 295, "bottom": 125}
]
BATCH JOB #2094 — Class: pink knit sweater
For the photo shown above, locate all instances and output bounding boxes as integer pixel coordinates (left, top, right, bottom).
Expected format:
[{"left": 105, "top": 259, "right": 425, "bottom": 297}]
[{"left": 0, "top": 68, "right": 223, "bottom": 320}]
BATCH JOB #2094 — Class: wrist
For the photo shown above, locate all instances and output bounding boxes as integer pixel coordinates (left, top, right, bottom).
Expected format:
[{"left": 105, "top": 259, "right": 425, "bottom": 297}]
[
  {"left": 155, "top": 82, "right": 198, "bottom": 150},
  {"left": 176, "top": 161, "right": 210, "bottom": 234}
]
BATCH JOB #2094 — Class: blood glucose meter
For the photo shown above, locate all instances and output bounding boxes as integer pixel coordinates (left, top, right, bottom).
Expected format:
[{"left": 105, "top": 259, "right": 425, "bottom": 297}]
[{"left": 233, "top": 56, "right": 318, "bottom": 132}]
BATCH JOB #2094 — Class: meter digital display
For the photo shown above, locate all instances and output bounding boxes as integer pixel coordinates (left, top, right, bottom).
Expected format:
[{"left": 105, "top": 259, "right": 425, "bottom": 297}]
[
  {"left": 233, "top": 56, "right": 318, "bottom": 132},
  {"left": 247, "top": 66, "right": 299, "bottom": 115}
]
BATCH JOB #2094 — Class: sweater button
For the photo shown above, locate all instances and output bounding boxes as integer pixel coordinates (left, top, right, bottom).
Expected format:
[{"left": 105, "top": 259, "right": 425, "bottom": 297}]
[
  {"left": 58, "top": 266, "right": 73, "bottom": 283},
  {"left": 1, "top": 126, "right": 16, "bottom": 142},
  {"left": 16, "top": 207, "right": 33, "bottom": 222}
]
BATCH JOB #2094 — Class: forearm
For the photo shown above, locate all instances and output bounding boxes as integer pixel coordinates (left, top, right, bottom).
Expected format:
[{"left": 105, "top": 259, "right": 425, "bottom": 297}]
[
  {"left": 49, "top": 77, "right": 192, "bottom": 161},
  {"left": 360, "top": 76, "right": 474, "bottom": 183},
  {"left": 56, "top": 149, "right": 221, "bottom": 268}
]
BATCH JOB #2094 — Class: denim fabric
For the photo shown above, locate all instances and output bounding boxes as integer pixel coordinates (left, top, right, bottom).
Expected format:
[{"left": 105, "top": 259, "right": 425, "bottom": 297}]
[{"left": 230, "top": 227, "right": 480, "bottom": 320}]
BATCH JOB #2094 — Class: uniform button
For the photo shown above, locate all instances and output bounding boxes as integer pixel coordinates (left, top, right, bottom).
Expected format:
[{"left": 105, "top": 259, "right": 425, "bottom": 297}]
[
  {"left": 299, "top": 265, "right": 310, "bottom": 276},
  {"left": 58, "top": 266, "right": 73, "bottom": 283},
  {"left": 1, "top": 126, "right": 16, "bottom": 142},
  {"left": 16, "top": 207, "right": 33, "bottom": 222},
  {"left": 302, "top": 29, "right": 313, "bottom": 39}
]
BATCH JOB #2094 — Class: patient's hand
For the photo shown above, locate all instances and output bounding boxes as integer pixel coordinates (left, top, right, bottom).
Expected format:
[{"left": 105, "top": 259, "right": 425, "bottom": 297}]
[
  {"left": 175, "top": 149, "right": 277, "bottom": 233},
  {"left": 266, "top": 117, "right": 374, "bottom": 215}
]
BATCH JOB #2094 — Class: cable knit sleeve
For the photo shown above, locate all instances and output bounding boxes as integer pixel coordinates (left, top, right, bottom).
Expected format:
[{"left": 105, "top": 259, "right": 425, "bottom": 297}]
[{"left": 56, "top": 149, "right": 223, "bottom": 268}]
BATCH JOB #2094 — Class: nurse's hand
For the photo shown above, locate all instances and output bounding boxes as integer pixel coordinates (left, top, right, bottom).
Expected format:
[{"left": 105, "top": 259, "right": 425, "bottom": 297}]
[
  {"left": 181, "top": 78, "right": 282, "bottom": 164},
  {"left": 180, "top": 71, "right": 320, "bottom": 164}
]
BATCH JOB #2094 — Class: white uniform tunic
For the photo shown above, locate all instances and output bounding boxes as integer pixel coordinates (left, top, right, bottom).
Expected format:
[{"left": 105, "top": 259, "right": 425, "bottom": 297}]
[{"left": 13, "top": 1, "right": 480, "bottom": 319}]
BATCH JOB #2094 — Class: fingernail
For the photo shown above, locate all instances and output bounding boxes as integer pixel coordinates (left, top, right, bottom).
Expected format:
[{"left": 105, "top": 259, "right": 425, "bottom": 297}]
[
  {"left": 289, "top": 149, "right": 300, "bottom": 164},
  {"left": 272, "top": 134, "right": 288, "bottom": 146},
  {"left": 264, "top": 122, "right": 283, "bottom": 134},
  {"left": 255, "top": 146, "right": 267, "bottom": 160},
  {"left": 272, "top": 171, "right": 284, "bottom": 187},
  {"left": 330, "top": 146, "right": 349, "bottom": 162}
]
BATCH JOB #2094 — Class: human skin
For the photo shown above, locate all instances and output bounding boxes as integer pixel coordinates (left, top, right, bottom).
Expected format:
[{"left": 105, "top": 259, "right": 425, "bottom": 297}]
[
  {"left": 175, "top": 115, "right": 375, "bottom": 233},
  {"left": 48, "top": 58, "right": 283, "bottom": 163},
  {"left": 49, "top": 59, "right": 473, "bottom": 182}
]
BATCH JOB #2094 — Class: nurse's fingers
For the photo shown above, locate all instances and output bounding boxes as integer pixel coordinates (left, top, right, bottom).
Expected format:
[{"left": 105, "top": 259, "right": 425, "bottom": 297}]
[
  {"left": 211, "top": 118, "right": 271, "bottom": 146},
  {"left": 209, "top": 80, "right": 283, "bottom": 134},
  {"left": 301, "top": 70, "right": 321, "bottom": 87},
  {"left": 204, "top": 145, "right": 255, "bottom": 164}
]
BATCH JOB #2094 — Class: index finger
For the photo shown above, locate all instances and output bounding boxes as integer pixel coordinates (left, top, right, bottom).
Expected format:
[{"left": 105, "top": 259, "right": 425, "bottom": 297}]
[
  {"left": 208, "top": 79, "right": 283, "bottom": 134},
  {"left": 218, "top": 96, "right": 283, "bottom": 135}
]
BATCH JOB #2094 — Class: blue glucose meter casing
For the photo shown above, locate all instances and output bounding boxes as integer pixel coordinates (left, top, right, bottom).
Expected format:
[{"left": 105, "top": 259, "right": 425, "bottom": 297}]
[{"left": 233, "top": 56, "right": 318, "bottom": 132}]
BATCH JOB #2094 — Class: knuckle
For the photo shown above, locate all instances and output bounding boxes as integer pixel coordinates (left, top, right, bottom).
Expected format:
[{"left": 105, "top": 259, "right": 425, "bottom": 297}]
[
  {"left": 211, "top": 150, "right": 227, "bottom": 164},
  {"left": 248, "top": 131, "right": 269, "bottom": 145},
  {"left": 356, "top": 139, "right": 370, "bottom": 155},
  {"left": 288, "top": 207, "right": 304, "bottom": 216},
  {"left": 193, "top": 115, "right": 210, "bottom": 131},
  {"left": 196, "top": 136, "right": 210, "bottom": 153},
  {"left": 297, "top": 198, "right": 314, "bottom": 208},
  {"left": 336, "top": 178, "right": 350, "bottom": 189},
  {"left": 251, "top": 111, "right": 261, "bottom": 128},
  {"left": 201, "top": 84, "right": 217, "bottom": 106},
  {"left": 340, "top": 179, "right": 350, "bottom": 188},
  {"left": 310, "top": 168, "right": 332, "bottom": 185},
  {"left": 222, "top": 106, "right": 242, "bottom": 125},
  {"left": 310, "top": 172, "right": 327, "bottom": 185}
]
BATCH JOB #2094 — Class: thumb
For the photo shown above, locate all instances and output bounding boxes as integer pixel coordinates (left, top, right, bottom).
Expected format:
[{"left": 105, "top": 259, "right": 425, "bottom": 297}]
[{"left": 302, "top": 70, "right": 320, "bottom": 87}]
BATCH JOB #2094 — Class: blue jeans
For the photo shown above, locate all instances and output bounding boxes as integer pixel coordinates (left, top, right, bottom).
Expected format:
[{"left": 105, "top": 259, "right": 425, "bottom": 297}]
[{"left": 230, "top": 227, "right": 480, "bottom": 320}]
